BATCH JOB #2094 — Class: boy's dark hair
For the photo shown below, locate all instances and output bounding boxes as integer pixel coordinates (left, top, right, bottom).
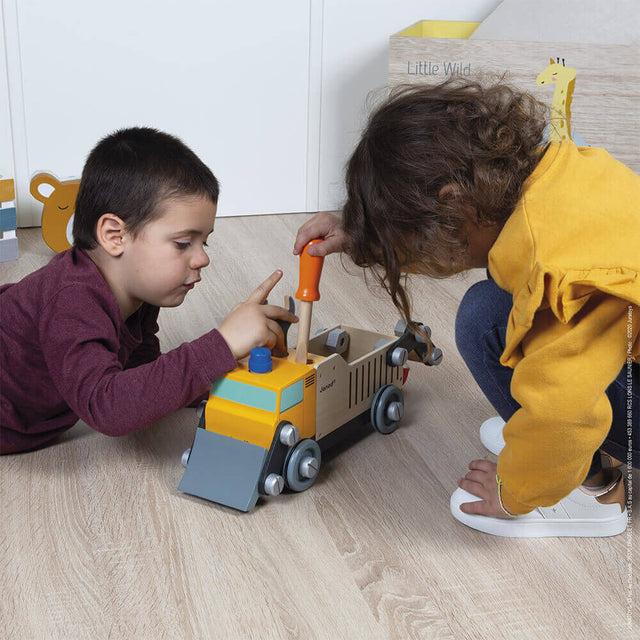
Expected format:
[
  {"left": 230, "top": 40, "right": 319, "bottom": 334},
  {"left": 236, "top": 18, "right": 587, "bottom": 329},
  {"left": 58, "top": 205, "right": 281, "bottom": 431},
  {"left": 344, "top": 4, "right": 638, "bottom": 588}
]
[
  {"left": 342, "top": 77, "right": 547, "bottom": 325},
  {"left": 73, "top": 127, "right": 219, "bottom": 249}
]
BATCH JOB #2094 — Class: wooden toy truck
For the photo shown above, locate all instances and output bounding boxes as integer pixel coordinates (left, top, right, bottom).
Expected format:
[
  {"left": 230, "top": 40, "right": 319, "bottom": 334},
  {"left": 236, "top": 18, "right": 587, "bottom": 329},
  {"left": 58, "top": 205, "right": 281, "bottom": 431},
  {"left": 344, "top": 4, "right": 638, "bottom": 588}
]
[{"left": 178, "top": 241, "right": 442, "bottom": 511}]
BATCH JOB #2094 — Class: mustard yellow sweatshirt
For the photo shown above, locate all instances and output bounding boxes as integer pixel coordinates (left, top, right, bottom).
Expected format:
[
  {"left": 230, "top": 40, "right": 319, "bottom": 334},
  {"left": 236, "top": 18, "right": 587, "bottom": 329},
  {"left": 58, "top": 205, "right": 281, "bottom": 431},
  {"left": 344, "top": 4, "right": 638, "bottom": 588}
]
[{"left": 487, "top": 142, "right": 640, "bottom": 515}]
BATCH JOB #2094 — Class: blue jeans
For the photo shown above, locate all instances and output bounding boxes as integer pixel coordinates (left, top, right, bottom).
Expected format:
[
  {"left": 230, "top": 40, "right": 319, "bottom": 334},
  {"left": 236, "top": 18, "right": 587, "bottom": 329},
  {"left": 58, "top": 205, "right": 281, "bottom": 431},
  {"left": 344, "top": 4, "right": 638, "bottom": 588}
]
[{"left": 455, "top": 278, "right": 640, "bottom": 478}]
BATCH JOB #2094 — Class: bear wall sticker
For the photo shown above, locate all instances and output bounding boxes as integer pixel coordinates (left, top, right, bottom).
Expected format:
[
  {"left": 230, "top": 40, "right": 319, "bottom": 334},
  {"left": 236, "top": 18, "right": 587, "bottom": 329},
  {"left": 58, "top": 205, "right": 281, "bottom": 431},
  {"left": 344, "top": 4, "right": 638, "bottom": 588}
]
[{"left": 30, "top": 173, "right": 80, "bottom": 253}]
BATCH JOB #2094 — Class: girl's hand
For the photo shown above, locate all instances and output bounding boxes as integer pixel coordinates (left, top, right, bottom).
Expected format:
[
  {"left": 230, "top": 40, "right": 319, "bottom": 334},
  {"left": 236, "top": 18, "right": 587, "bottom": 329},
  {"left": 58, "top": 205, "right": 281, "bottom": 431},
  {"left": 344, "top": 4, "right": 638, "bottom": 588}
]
[
  {"left": 219, "top": 271, "right": 298, "bottom": 360},
  {"left": 457, "top": 459, "right": 507, "bottom": 517},
  {"left": 293, "top": 212, "right": 347, "bottom": 257}
]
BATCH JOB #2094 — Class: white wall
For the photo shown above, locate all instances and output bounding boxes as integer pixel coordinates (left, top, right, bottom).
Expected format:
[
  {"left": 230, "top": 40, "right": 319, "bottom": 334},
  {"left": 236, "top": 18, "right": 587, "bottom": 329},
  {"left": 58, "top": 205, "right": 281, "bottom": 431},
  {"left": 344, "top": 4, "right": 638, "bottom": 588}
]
[
  {"left": 317, "top": 0, "right": 499, "bottom": 210},
  {"left": 3, "top": 0, "right": 501, "bottom": 225}
]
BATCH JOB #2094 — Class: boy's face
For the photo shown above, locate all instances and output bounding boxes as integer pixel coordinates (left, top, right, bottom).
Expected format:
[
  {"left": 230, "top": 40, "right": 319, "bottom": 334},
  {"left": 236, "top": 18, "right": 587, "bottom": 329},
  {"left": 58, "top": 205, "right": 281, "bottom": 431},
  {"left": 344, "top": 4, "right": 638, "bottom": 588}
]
[{"left": 121, "top": 195, "right": 216, "bottom": 310}]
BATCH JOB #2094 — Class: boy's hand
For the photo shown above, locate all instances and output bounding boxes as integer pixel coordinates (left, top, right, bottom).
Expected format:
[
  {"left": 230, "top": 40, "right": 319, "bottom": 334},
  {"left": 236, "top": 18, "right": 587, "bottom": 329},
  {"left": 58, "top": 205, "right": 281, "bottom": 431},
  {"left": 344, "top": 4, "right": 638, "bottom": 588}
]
[
  {"left": 457, "top": 460, "right": 507, "bottom": 517},
  {"left": 219, "top": 271, "right": 298, "bottom": 360},
  {"left": 293, "top": 212, "right": 347, "bottom": 257}
]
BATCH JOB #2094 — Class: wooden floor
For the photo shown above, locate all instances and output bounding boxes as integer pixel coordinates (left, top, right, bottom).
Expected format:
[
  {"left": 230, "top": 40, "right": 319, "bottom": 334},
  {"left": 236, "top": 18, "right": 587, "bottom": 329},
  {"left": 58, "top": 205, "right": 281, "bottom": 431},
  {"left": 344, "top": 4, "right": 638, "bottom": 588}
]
[{"left": 2, "top": 218, "right": 638, "bottom": 640}]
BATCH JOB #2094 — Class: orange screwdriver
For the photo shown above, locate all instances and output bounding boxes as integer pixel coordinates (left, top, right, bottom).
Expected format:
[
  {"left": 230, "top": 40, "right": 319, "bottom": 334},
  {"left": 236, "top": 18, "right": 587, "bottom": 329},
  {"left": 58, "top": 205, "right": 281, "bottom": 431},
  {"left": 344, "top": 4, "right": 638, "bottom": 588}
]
[{"left": 294, "top": 239, "right": 324, "bottom": 364}]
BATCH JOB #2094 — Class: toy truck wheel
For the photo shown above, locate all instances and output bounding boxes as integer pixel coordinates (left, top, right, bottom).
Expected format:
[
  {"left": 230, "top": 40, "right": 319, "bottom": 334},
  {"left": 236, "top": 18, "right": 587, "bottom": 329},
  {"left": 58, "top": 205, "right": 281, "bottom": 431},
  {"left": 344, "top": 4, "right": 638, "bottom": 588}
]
[
  {"left": 371, "top": 385, "right": 404, "bottom": 434},
  {"left": 284, "top": 439, "right": 322, "bottom": 492}
]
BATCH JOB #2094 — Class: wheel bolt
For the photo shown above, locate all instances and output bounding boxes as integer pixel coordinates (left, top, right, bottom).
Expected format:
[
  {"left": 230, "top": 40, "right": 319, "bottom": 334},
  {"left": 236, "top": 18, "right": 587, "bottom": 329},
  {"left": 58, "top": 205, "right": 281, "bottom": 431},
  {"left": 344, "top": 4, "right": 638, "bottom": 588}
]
[
  {"left": 299, "top": 456, "right": 319, "bottom": 479},
  {"left": 386, "top": 401, "right": 403, "bottom": 422},
  {"left": 280, "top": 424, "right": 300, "bottom": 446},
  {"left": 264, "top": 474, "right": 285, "bottom": 496},
  {"left": 390, "top": 347, "right": 408, "bottom": 366}
]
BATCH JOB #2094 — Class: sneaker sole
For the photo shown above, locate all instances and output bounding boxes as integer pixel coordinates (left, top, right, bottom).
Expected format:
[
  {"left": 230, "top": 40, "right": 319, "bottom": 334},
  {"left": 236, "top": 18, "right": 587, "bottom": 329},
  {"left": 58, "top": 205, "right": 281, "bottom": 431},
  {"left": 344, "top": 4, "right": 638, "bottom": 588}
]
[{"left": 450, "top": 488, "right": 628, "bottom": 538}]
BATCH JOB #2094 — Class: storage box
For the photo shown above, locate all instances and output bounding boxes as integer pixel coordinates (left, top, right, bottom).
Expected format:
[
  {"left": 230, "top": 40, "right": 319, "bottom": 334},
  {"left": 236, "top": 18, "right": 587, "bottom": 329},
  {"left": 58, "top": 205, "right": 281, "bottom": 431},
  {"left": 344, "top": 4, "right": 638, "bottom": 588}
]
[{"left": 389, "top": 21, "right": 640, "bottom": 172}]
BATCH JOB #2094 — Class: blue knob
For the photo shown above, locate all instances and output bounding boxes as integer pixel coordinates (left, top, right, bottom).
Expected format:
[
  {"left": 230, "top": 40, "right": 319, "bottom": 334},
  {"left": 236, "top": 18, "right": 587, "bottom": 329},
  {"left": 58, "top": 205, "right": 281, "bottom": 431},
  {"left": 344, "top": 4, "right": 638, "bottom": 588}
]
[{"left": 248, "top": 347, "right": 273, "bottom": 373}]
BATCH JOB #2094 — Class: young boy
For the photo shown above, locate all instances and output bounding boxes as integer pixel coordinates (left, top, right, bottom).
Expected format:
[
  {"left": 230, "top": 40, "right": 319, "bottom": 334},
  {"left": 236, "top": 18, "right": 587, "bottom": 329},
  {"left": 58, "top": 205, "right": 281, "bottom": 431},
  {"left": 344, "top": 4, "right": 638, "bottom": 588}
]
[{"left": 0, "top": 127, "right": 297, "bottom": 454}]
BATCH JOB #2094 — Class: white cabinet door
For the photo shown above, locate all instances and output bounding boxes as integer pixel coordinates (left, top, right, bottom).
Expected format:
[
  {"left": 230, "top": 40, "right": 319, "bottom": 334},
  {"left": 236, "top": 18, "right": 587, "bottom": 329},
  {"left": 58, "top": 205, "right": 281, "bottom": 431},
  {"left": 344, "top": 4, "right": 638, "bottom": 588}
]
[
  {"left": 14, "top": 0, "right": 312, "bottom": 223},
  {"left": 0, "top": 7, "right": 16, "bottom": 186}
]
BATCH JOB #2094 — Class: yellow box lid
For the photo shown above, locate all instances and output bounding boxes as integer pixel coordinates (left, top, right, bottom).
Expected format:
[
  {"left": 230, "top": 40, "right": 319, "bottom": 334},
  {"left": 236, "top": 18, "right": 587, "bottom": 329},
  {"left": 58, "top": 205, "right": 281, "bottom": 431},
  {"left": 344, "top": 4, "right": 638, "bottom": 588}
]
[{"left": 393, "top": 20, "right": 481, "bottom": 40}]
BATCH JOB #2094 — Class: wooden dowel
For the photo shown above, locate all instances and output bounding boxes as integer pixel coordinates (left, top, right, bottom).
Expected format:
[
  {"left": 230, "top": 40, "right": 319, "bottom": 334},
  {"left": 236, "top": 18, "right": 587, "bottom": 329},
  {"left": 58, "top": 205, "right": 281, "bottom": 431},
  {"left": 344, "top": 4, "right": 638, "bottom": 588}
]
[{"left": 294, "top": 301, "right": 313, "bottom": 363}]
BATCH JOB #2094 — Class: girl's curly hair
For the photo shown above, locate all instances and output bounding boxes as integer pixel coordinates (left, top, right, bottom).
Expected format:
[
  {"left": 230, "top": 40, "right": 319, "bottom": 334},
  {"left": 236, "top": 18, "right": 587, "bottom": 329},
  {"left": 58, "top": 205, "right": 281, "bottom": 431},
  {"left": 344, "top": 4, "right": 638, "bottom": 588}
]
[{"left": 342, "top": 77, "right": 548, "bottom": 325}]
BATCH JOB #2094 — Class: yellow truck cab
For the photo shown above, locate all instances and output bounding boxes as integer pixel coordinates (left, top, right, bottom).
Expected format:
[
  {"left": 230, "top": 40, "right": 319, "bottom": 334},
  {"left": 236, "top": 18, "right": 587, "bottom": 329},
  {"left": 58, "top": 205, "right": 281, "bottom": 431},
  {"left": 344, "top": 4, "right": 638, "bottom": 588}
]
[
  {"left": 205, "top": 354, "right": 320, "bottom": 451},
  {"left": 179, "top": 321, "right": 442, "bottom": 511}
]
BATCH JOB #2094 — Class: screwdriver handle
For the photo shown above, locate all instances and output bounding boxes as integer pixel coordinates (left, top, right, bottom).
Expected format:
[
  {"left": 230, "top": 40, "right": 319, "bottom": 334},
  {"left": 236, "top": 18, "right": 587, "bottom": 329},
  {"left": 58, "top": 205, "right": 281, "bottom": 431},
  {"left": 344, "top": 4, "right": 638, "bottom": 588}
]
[
  {"left": 295, "top": 239, "right": 324, "bottom": 302},
  {"left": 294, "top": 239, "right": 324, "bottom": 363}
]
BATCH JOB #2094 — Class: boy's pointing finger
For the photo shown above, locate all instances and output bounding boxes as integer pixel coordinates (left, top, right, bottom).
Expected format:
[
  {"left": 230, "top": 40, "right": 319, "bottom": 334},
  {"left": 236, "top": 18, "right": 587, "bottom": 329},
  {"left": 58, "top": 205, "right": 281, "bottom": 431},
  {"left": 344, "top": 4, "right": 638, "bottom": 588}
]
[{"left": 247, "top": 270, "right": 283, "bottom": 303}]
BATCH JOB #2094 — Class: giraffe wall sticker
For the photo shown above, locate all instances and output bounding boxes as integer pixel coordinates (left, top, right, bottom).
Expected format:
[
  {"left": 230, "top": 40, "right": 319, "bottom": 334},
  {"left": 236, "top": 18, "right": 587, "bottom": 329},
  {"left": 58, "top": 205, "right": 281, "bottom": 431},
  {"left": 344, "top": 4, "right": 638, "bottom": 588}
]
[{"left": 536, "top": 57, "right": 587, "bottom": 145}]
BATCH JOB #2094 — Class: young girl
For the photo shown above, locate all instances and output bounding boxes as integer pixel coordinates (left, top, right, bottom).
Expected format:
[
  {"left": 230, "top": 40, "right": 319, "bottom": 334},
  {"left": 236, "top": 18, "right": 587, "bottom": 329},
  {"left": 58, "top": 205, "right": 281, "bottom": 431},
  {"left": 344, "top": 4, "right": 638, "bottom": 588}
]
[{"left": 294, "top": 79, "right": 639, "bottom": 537}]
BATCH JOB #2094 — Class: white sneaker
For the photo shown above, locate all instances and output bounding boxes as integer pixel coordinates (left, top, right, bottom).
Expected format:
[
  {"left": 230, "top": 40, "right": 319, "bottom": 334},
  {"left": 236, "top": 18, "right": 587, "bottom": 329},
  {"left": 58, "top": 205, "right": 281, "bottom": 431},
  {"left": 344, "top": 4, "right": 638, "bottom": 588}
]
[
  {"left": 480, "top": 416, "right": 627, "bottom": 473},
  {"left": 479, "top": 416, "right": 506, "bottom": 455},
  {"left": 450, "top": 468, "right": 628, "bottom": 537}
]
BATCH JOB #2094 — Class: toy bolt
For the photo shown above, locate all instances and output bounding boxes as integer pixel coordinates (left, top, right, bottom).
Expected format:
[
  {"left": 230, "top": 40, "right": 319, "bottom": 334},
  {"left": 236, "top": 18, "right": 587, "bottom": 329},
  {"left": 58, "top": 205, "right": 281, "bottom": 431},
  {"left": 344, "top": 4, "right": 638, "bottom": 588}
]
[
  {"left": 279, "top": 423, "right": 300, "bottom": 446},
  {"left": 389, "top": 347, "right": 408, "bottom": 366},
  {"left": 294, "top": 239, "right": 325, "bottom": 364},
  {"left": 299, "top": 456, "right": 319, "bottom": 479},
  {"left": 386, "top": 401, "right": 404, "bottom": 422},
  {"left": 428, "top": 347, "right": 443, "bottom": 366},
  {"left": 264, "top": 474, "right": 285, "bottom": 496}
]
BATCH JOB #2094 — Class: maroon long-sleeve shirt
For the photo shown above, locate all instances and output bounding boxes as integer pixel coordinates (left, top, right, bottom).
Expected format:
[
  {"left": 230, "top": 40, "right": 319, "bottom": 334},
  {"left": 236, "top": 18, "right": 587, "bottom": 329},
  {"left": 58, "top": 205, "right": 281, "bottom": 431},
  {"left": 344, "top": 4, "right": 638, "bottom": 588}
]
[{"left": 0, "top": 248, "right": 237, "bottom": 453}]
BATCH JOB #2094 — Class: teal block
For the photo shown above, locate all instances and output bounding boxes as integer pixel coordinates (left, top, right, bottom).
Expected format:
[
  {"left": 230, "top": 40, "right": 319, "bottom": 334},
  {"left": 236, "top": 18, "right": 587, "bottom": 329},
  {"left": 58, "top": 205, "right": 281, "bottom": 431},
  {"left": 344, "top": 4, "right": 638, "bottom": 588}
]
[
  {"left": 210, "top": 377, "right": 277, "bottom": 412},
  {"left": 0, "top": 207, "right": 16, "bottom": 232},
  {"left": 281, "top": 379, "right": 303, "bottom": 411}
]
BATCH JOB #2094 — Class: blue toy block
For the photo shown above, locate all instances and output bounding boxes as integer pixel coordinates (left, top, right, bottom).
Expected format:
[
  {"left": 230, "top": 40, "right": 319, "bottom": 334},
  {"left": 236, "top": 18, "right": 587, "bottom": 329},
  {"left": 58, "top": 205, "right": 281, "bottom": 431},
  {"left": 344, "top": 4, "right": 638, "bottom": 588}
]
[
  {"left": 0, "top": 207, "right": 17, "bottom": 232},
  {"left": 0, "top": 236, "right": 18, "bottom": 262}
]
